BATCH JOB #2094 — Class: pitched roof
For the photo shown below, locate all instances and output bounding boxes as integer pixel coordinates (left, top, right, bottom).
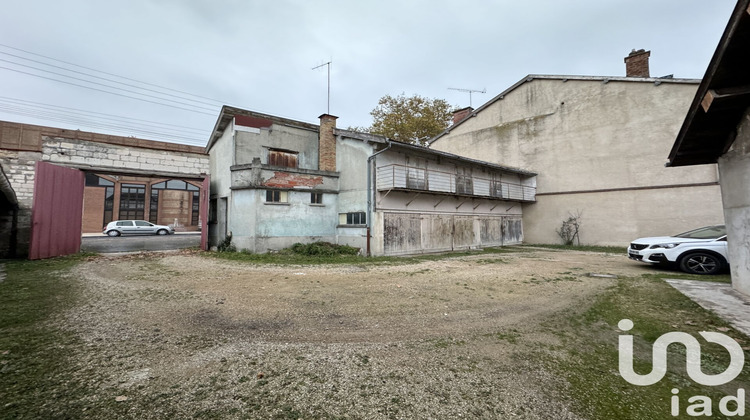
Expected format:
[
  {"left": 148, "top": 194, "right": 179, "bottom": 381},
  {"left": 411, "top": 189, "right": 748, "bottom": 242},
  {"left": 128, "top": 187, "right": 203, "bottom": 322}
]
[
  {"left": 668, "top": 0, "right": 750, "bottom": 167},
  {"left": 337, "top": 129, "right": 535, "bottom": 177},
  {"left": 428, "top": 74, "right": 699, "bottom": 145}
]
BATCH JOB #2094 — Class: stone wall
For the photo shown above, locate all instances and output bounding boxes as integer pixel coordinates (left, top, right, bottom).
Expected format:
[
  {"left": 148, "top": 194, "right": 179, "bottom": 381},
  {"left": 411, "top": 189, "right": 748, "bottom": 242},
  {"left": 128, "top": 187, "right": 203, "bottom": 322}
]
[{"left": 0, "top": 120, "right": 209, "bottom": 257}]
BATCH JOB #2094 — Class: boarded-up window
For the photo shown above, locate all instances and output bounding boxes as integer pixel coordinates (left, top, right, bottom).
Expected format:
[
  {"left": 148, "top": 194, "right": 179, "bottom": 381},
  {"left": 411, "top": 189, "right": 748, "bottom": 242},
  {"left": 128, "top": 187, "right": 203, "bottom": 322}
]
[{"left": 268, "top": 149, "right": 298, "bottom": 168}]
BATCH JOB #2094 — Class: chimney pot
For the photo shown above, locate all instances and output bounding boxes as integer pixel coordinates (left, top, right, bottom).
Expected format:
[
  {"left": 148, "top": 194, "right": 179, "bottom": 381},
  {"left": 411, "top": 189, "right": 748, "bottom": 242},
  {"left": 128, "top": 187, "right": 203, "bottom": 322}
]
[
  {"left": 624, "top": 49, "right": 651, "bottom": 78},
  {"left": 318, "top": 114, "right": 338, "bottom": 172},
  {"left": 452, "top": 107, "right": 474, "bottom": 125}
]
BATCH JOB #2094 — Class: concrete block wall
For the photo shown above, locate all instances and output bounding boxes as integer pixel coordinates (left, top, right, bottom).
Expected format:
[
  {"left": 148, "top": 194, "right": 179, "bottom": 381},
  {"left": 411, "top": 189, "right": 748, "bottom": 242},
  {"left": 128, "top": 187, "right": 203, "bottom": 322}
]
[
  {"left": 42, "top": 137, "right": 209, "bottom": 175},
  {"left": 0, "top": 150, "right": 39, "bottom": 256}
]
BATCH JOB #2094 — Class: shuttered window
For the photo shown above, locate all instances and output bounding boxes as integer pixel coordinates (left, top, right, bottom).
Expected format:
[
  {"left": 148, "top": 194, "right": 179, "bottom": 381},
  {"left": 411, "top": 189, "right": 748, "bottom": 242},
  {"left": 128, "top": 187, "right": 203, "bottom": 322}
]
[{"left": 268, "top": 149, "right": 298, "bottom": 168}]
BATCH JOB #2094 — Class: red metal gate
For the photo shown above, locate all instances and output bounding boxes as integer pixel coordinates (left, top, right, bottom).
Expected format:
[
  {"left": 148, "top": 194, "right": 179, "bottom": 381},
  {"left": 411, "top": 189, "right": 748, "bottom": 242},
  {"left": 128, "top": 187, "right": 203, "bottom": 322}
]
[
  {"left": 29, "top": 161, "right": 85, "bottom": 259},
  {"left": 200, "top": 176, "right": 209, "bottom": 251}
]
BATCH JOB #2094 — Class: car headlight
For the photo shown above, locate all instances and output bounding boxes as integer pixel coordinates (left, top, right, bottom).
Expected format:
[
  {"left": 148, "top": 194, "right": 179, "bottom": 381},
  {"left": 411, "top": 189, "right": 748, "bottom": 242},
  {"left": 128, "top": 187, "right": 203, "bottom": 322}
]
[{"left": 649, "top": 243, "right": 681, "bottom": 249}]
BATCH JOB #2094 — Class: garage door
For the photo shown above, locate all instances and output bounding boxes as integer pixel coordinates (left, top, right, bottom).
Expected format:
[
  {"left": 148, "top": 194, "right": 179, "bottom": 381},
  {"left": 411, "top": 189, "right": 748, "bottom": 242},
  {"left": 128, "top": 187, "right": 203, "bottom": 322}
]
[
  {"left": 29, "top": 162, "right": 85, "bottom": 259},
  {"left": 383, "top": 213, "right": 523, "bottom": 255}
]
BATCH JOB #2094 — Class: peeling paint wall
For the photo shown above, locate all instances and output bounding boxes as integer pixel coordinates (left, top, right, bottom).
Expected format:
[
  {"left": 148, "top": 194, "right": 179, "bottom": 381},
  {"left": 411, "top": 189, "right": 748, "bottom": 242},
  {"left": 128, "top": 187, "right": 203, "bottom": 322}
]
[
  {"left": 719, "top": 112, "right": 750, "bottom": 295},
  {"left": 382, "top": 212, "right": 522, "bottom": 256}
]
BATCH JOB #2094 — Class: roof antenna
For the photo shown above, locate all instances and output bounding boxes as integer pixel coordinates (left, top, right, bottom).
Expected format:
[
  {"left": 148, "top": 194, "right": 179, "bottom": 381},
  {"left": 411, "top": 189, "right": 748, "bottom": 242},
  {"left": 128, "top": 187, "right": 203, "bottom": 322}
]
[
  {"left": 312, "top": 60, "right": 332, "bottom": 114},
  {"left": 448, "top": 87, "right": 486, "bottom": 107}
]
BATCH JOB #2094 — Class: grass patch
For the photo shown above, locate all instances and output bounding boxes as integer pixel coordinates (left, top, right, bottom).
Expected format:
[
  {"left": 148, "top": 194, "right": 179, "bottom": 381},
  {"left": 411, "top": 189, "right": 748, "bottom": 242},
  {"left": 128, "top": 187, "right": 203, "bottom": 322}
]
[
  {"left": 206, "top": 244, "right": 523, "bottom": 266},
  {"left": 546, "top": 274, "right": 750, "bottom": 419},
  {"left": 641, "top": 271, "right": 732, "bottom": 284},
  {"left": 523, "top": 243, "right": 628, "bottom": 254},
  {"left": 0, "top": 255, "right": 92, "bottom": 418}
]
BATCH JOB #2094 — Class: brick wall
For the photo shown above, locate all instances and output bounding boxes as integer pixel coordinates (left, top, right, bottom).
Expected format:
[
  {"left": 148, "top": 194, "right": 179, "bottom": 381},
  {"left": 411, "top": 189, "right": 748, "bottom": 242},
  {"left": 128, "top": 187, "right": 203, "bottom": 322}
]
[
  {"left": 318, "top": 114, "right": 338, "bottom": 172},
  {"left": 625, "top": 49, "right": 650, "bottom": 78}
]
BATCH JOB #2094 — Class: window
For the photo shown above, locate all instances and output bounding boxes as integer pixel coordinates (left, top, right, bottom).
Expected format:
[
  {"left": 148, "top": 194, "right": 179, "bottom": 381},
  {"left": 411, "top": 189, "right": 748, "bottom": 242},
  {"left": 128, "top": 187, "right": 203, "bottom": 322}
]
[
  {"left": 191, "top": 191, "right": 200, "bottom": 225},
  {"left": 265, "top": 190, "right": 288, "bottom": 203},
  {"left": 149, "top": 189, "right": 159, "bottom": 224},
  {"left": 116, "top": 221, "right": 134, "bottom": 227},
  {"left": 455, "top": 168, "right": 473, "bottom": 195},
  {"left": 310, "top": 192, "right": 323, "bottom": 204},
  {"left": 135, "top": 221, "right": 152, "bottom": 227},
  {"left": 268, "top": 149, "right": 298, "bottom": 168},
  {"left": 85, "top": 173, "right": 114, "bottom": 187},
  {"left": 152, "top": 180, "right": 200, "bottom": 191},
  {"left": 119, "top": 184, "right": 145, "bottom": 220},
  {"left": 103, "top": 186, "right": 114, "bottom": 227},
  {"left": 340, "top": 212, "right": 366, "bottom": 225}
]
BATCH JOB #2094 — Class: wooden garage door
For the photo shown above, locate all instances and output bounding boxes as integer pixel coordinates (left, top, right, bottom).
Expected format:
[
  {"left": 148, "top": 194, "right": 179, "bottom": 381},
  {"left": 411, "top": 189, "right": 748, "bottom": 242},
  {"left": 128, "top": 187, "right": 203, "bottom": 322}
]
[{"left": 384, "top": 213, "right": 422, "bottom": 255}]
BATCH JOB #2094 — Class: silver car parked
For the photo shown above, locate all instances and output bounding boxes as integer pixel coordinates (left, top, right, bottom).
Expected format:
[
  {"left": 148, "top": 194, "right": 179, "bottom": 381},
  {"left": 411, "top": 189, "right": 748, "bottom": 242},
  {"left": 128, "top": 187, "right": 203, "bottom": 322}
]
[{"left": 103, "top": 220, "right": 174, "bottom": 237}]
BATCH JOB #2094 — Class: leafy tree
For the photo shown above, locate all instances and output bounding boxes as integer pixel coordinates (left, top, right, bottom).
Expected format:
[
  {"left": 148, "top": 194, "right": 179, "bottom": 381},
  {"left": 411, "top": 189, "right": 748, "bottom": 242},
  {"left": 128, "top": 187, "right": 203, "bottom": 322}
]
[{"left": 366, "top": 93, "right": 453, "bottom": 146}]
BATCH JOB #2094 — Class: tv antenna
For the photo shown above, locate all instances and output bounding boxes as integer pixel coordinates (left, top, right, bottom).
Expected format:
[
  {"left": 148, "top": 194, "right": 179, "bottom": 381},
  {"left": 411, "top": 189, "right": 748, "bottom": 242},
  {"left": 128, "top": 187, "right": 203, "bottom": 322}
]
[
  {"left": 448, "top": 87, "right": 486, "bottom": 107},
  {"left": 312, "top": 60, "right": 332, "bottom": 114}
]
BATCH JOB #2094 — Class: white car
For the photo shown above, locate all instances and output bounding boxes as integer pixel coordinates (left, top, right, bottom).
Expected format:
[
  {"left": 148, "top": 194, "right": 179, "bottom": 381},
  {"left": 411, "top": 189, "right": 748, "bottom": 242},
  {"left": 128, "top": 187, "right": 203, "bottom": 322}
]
[
  {"left": 627, "top": 225, "right": 728, "bottom": 275},
  {"left": 103, "top": 220, "right": 175, "bottom": 237}
]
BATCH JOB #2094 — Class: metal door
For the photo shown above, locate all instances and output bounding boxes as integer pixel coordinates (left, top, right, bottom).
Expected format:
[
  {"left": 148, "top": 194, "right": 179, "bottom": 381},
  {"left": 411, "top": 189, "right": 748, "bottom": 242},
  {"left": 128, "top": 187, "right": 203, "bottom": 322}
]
[{"left": 29, "top": 162, "right": 85, "bottom": 259}]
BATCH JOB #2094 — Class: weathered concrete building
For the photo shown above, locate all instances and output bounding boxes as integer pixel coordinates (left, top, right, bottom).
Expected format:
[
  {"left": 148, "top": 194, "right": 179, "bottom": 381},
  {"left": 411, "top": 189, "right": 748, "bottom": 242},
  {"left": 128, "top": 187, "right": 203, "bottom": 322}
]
[
  {"left": 429, "top": 52, "right": 725, "bottom": 246},
  {"left": 206, "top": 107, "right": 536, "bottom": 255},
  {"left": 668, "top": 0, "right": 750, "bottom": 293},
  {"left": 0, "top": 121, "right": 209, "bottom": 258}
]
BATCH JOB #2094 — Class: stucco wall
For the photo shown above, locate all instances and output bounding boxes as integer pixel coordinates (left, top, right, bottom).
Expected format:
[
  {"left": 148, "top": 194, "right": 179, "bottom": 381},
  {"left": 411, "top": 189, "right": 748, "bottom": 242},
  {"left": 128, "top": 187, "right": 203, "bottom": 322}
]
[
  {"left": 431, "top": 78, "right": 724, "bottom": 245},
  {"left": 234, "top": 124, "right": 319, "bottom": 169},
  {"left": 719, "top": 112, "right": 750, "bottom": 295}
]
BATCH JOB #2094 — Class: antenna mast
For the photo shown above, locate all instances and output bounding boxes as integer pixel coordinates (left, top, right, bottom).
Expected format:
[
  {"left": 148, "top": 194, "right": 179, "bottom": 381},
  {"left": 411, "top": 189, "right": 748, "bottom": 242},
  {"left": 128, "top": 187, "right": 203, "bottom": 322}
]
[
  {"left": 312, "top": 61, "right": 332, "bottom": 114},
  {"left": 448, "top": 87, "right": 486, "bottom": 107}
]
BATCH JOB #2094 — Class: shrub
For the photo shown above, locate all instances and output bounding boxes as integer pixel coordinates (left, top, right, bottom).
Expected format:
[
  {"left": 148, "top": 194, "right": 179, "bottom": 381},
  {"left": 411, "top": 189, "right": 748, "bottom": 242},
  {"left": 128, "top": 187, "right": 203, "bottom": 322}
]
[{"left": 288, "top": 242, "right": 359, "bottom": 256}]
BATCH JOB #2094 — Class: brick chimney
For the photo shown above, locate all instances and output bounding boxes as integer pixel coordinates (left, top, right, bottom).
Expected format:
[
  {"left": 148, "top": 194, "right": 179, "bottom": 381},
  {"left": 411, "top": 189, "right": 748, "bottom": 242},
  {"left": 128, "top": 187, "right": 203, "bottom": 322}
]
[
  {"left": 318, "top": 114, "right": 338, "bottom": 172},
  {"left": 624, "top": 49, "right": 650, "bottom": 78},
  {"left": 452, "top": 107, "right": 474, "bottom": 125}
]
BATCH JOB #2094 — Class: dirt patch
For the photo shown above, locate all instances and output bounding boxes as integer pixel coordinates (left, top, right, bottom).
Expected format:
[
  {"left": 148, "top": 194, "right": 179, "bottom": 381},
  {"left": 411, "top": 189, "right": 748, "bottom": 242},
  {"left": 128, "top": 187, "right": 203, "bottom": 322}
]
[{"left": 56, "top": 248, "right": 660, "bottom": 418}]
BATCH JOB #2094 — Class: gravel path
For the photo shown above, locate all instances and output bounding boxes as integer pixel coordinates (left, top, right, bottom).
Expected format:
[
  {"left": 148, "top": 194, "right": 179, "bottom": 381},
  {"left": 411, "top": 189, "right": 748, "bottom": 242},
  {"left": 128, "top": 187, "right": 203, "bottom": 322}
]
[{"left": 55, "top": 249, "right": 657, "bottom": 419}]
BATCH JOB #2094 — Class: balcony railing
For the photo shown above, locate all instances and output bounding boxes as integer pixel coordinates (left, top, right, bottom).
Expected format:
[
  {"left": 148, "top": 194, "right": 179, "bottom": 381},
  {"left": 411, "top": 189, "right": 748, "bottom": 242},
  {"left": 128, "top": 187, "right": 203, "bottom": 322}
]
[{"left": 376, "top": 164, "right": 536, "bottom": 202}]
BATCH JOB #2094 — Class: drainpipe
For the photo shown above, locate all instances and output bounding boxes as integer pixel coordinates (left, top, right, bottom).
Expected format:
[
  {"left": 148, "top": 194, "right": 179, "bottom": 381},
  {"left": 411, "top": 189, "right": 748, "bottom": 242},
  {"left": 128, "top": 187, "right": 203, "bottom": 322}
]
[{"left": 366, "top": 141, "right": 392, "bottom": 256}]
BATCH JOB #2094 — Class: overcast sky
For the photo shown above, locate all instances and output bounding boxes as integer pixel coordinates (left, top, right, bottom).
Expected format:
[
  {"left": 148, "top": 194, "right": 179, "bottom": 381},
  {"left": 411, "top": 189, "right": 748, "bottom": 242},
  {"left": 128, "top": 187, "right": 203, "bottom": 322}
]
[{"left": 0, "top": 0, "right": 738, "bottom": 147}]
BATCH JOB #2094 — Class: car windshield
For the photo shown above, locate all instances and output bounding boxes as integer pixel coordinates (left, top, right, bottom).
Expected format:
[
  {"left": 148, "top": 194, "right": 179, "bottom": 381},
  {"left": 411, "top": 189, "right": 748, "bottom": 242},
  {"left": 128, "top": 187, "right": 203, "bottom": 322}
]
[{"left": 674, "top": 225, "right": 726, "bottom": 239}]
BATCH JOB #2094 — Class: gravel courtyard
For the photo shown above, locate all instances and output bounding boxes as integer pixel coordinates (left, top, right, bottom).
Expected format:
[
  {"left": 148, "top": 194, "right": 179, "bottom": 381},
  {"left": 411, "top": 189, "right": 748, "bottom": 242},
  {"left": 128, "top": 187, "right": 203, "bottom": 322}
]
[{"left": 47, "top": 248, "right": 669, "bottom": 418}]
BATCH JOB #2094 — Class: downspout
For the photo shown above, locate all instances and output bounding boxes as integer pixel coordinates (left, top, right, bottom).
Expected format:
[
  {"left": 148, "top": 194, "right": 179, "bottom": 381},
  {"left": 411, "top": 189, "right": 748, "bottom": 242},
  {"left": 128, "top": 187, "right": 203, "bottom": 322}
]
[{"left": 366, "top": 141, "right": 392, "bottom": 256}]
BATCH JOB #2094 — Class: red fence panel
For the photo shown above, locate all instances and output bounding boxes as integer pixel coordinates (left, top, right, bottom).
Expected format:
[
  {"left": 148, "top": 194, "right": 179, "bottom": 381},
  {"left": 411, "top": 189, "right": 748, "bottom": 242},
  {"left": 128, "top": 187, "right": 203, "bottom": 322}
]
[
  {"left": 29, "top": 162, "right": 84, "bottom": 260},
  {"left": 200, "top": 176, "right": 209, "bottom": 251}
]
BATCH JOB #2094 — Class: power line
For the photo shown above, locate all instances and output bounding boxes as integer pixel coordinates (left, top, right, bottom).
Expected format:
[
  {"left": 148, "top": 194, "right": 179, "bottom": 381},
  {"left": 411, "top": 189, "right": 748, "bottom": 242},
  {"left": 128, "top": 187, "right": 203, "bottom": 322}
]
[
  {"left": 0, "top": 65, "right": 217, "bottom": 116},
  {"left": 0, "top": 51, "right": 223, "bottom": 107},
  {"left": 0, "top": 59, "right": 218, "bottom": 112},
  {"left": 0, "top": 96, "right": 210, "bottom": 135},
  {"left": 0, "top": 104, "right": 207, "bottom": 145},
  {"left": 0, "top": 43, "right": 226, "bottom": 104}
]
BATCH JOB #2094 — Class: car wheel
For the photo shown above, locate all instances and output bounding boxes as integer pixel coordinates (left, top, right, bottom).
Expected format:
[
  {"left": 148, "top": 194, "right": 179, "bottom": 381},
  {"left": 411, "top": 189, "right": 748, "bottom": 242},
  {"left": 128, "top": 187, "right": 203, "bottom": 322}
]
[
  {"left": 157, "top": 229, "right": 168, "bottom": 235},
  {"left": 107, "top": 230, "right": 121, "bottom": 237},
  {"left": 679, "top": 252, "right": 723, "bottom": 275}
]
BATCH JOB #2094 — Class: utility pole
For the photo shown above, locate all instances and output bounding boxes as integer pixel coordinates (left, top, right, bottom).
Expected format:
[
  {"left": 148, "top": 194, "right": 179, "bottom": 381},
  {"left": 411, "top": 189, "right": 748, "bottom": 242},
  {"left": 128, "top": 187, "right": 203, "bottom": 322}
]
[
  {"left": 312, "top": 61, "right": 332, "bottom": 114},
  {"left": 448, "top": 87, "right": 486, "bottom": 107}
]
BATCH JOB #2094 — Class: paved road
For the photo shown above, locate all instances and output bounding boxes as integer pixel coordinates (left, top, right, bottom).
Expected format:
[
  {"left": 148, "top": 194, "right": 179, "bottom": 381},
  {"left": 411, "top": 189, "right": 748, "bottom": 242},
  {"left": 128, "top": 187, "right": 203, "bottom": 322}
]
[{"left": 81, "top": 233, "right": 201, "bottom": 253}]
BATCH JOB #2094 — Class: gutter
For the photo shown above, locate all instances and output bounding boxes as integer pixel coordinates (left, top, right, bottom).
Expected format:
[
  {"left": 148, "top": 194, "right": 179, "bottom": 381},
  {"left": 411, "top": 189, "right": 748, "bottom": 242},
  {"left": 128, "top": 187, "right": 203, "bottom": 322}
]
[{"left": 365, "top": 141, "right": 393, "bottom": 256}]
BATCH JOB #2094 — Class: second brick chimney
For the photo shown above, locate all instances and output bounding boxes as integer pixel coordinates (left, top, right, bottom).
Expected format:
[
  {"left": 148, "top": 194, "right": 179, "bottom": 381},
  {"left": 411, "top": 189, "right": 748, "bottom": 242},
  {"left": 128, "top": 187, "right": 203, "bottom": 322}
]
[
  {"left": 318, "top": 114, "right": 338, "bottom": 172},
  {"left": 452, "top": 107, "right": 474, "bottom": 125},
  {"left": 625, "top": 49, "right": 650, "bottom": 78}
]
